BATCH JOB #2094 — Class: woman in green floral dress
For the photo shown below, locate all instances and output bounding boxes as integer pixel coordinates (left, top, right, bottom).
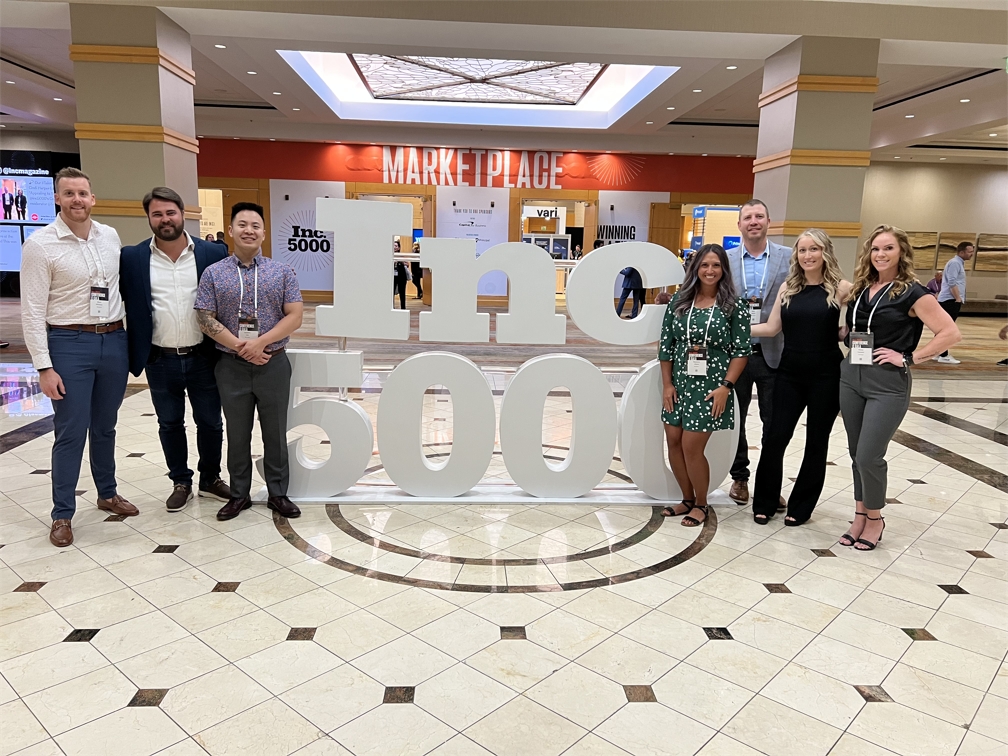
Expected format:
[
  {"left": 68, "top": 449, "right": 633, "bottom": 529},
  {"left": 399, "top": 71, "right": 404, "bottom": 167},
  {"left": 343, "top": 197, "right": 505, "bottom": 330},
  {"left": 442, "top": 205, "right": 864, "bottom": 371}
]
[{"left": 659, "top": 244, "right": 751, "bottom": 526}]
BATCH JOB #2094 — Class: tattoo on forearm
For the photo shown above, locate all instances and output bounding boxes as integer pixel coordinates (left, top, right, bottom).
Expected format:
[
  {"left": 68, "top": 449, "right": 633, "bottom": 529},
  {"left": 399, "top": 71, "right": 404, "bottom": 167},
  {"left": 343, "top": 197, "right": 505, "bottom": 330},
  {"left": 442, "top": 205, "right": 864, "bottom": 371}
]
[{"left": 196, "top": 309, "right": 225, "bottom": 337}]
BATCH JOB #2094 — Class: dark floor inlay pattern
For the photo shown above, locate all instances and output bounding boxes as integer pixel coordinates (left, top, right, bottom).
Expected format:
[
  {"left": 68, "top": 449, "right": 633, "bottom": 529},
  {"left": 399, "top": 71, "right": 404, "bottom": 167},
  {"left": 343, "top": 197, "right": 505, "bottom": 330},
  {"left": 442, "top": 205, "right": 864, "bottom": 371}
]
[
  {"left": 885, "top": 498, "right": 901, "bottom": 504},
  {"left": 966, "top": 550, "right": 993, "bottom": 558},
  {"left": 64, "top": 629, "right": 100, "bottom": 642},
  {"left": 141, "top": 413, "right": 155, "bottom": 417},
  {"left": 320, "top": 440, "right": 330, "bottom": 445},
  {"left": 903, "top": 628, "right": 937, "bottom": 641},
  {"left": 894, "top": 430, "right": 1008, "bottom": 494},
  {"left": 212, "top": 582, "right": 240, "bottom": 592},
  {"left": 30, "top": 469, "right": 50, "bottom": 475},
  {"left": 13, "top": 582, "right": 46, "bottom": 592},
  {"left": 153, "top": 545, "right": 179, "bottom": 553},
  {"left": 383, "top": 686, "right": 415, "bottom": 704},
  {"left": 126, "top": 452, "right": 145, "bottom": 458},
  {"left": 811, "top": 549, "right": 836, "bottom": 557},
  {"left": 0, "top": 416, "right": 54, "bottom": 455},
  {"left": 500, "top": 626, "right": 527, "bottom": 640},
  {"left": 74, "top": 489, "right": 85, "bottom": 496},
  {"left": 287, "top": 627, "right": 317, "bottom": 641},
  {"left": 938, "top": 584, "right": 968, "bottom": 595},
  {"left": 764, "top": 583, "right": 791, "bottom": 593},
  {"left": 624, "top": 685, "right": 657, "bottom": 703},
  {"left": 855, "top": 685, "right": 894, "bottom": 703},
  {"left": 104, "top": 514, "right": 126, "bottom": 522},
  {"left": 704, "top": 627, "right": 733, "bottom": 640},
  {"left": 907, "top": 479, "right": 927, "bottom": 485},
  {"left": 992, "top": 523, "right": 1008, "bottom": 530},
  {"left": 128, "top": 689, "right": 168, "bottom": 707}
]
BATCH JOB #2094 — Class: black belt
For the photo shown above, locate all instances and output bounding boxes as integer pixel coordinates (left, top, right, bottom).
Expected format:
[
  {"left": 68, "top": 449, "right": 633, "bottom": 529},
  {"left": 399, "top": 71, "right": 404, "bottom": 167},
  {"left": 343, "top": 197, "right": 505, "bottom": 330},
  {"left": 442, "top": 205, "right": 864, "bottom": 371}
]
[{"left": 158, "top": 345, "right": 200, "bottom": 355}]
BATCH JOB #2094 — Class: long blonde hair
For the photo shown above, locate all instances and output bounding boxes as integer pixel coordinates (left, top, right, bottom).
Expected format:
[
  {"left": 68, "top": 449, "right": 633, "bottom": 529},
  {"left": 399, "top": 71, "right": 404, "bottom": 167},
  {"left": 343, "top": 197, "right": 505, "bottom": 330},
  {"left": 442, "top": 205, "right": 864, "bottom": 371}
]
[
  {"left": 851, "top": 224, "right": 917, "bottom": 300},
  {"left": 781, "top": 229, "right": 843, "bottom": 309}
]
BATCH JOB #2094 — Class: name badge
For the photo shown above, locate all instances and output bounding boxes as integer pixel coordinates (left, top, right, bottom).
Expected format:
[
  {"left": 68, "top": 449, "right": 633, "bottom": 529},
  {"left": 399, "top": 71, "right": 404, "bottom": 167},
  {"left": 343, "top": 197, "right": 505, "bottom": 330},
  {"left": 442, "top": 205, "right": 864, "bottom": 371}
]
[
  {"left": 90, "top": 285, "right": 110, "bottom": 319},
  {"left": 748, "top": 297, "right": 762, "bottom": 325},
  {"left": 238, "top": 316, "right": 260, "bottom": 341},
  {"left": 687, "top": 345, "right": 708, "bottom": 376},
  {"left": 849, "top": 332, "right": 874, "bottom": 365}
]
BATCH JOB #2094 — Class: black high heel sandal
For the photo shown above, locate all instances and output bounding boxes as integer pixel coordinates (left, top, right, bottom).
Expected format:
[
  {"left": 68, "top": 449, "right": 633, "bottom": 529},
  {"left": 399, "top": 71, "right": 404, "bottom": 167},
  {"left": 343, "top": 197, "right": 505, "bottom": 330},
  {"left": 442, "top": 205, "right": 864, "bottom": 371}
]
[
  {"left": 855, "top": 515, "right": 885, "bottom": 551},
  {"left": 784, "top": 514, "right": 810, "bottom": 527},
  {"left": 662, "top": 499, "right": 694, "bottom": 518},
  {"left": 681, "top": 503, "right": 708, "bottom": 528},
  {"left": 753, "top": 512, "right": 773, "bottom": 525},
  {"left": 838, "top": 512, "right": 866, "bottom": 547}
]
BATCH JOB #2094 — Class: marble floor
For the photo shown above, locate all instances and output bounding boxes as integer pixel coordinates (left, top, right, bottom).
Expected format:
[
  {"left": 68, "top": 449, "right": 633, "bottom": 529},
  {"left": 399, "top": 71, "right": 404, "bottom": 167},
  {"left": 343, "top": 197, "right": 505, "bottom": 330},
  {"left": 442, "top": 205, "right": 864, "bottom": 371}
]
[{"left": 0, "top": 362, "right": 1006, "bottom": 756}]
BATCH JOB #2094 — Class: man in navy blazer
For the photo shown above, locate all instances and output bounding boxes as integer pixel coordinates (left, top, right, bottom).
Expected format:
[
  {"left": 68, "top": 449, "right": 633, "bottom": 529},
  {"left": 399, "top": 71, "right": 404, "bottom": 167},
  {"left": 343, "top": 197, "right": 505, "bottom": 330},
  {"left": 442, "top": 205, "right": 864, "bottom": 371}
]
[
  {"left": 725, "top": 199, "right": 791, "bottom": 507},
  {"left": 120, "top": 187, "right": 231, "bottom": 511}
]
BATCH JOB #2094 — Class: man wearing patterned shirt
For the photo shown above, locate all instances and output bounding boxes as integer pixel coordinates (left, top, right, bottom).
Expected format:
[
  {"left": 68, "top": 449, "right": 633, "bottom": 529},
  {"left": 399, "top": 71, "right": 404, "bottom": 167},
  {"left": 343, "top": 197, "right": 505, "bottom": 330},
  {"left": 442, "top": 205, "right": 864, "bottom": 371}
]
[
  {"left": 21, "top": 167, "right": 138, "bottom": 548},
  {"left": 194, "top": 202, "right": 304, "bottom": 521}
]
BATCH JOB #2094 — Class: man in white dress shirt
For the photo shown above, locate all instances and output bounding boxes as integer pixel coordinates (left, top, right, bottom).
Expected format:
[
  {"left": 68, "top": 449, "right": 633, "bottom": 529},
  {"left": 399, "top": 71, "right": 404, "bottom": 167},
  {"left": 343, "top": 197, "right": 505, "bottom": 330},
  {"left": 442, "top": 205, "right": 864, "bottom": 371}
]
[
  {"left": 119, "top": 187, "right": 230, "bottom": 512},
  {"left": 21, "top": 167, "right": 137, "bottom": 548}
]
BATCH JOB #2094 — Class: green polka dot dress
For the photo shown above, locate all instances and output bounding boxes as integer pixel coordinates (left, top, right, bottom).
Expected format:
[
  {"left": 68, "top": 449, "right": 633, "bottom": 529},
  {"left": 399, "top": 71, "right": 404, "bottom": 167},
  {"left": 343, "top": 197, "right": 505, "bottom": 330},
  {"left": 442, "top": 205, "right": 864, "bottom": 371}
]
[{"left": 658, "top": 294, "right": 751, "bottom": 432}]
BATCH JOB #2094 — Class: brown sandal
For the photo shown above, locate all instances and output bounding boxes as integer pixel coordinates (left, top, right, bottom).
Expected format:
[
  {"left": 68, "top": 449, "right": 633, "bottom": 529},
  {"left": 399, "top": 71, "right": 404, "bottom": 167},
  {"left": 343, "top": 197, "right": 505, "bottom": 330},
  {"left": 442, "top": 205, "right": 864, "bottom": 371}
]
[{"left": 681, "top": 504, "right": 708, "bottom": 528}]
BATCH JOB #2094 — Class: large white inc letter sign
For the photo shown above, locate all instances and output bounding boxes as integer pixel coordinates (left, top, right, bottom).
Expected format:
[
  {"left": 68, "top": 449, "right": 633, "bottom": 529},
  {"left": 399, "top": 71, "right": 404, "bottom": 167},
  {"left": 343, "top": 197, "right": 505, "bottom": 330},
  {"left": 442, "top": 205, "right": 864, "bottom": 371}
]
[{"left": 275, "top": 197, "right": 735, "bottom": 502}]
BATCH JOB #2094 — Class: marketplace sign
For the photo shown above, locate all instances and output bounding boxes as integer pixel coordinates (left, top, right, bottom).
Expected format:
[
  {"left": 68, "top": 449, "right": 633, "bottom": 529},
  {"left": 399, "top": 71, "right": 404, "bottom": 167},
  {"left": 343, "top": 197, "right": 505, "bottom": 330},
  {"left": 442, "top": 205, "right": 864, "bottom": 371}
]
[{"left": 273, "top": 198, "right": 739, "bottom": 502}]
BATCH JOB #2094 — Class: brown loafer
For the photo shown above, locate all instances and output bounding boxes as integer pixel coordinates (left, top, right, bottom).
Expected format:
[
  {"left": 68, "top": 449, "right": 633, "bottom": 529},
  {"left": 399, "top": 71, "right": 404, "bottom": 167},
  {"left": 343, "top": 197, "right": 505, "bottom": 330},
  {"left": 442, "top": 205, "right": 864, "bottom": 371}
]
[
  {"left": 267, "top": 495, "right": 301, "bottom": 519},
  {"left": 729, "top": 479, "right": 749, "bottom": 505},
  {"left": 50, "top": 519, "right": 73, "bottom": 547},
  {"left": 97, "top": 494, "right": 139, "bottom": 517},
  {"left": 217, "top": 497, "right": 252, "bottom": 521}
]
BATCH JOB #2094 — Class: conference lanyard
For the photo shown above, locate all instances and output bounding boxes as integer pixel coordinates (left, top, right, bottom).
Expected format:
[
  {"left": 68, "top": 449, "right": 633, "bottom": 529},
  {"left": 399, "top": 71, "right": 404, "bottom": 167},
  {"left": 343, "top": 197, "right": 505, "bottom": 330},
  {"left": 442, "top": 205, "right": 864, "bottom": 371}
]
[
  {"left": 79, "top": 234, "right": 110, "bottom": 319},
  {"left": 237, "top": 261, "right": 260, "bottom": 340},
  {"left": 686, "top": 300, "right": 715, "bottom": 377},
  {"left": 746, "top": 251, "right": 769, "bottom": 325},
  {"left": 849, "top": 282, "right": 894, "bottom": 365}
]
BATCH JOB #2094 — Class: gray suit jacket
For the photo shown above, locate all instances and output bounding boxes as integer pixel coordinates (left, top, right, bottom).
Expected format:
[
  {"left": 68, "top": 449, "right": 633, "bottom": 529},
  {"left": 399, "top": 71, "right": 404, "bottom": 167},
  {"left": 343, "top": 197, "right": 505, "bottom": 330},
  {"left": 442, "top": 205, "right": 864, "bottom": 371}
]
[{"left": 727, "top": 240, "right": 791, "bottom": 369}]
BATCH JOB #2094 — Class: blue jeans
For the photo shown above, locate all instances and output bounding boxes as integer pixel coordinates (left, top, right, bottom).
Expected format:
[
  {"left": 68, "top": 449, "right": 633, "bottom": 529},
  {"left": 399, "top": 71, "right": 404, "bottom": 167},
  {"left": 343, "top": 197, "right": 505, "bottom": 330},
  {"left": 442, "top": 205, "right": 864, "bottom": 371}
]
[
  {"left": 616, "top": 288, "right": 645, "bottom": 318},
  {"left": 145, "top": 350, "right": 223, "bottom": 488},
  {"left": 48, "top": 328, "right": 129, "bottom": 521}
]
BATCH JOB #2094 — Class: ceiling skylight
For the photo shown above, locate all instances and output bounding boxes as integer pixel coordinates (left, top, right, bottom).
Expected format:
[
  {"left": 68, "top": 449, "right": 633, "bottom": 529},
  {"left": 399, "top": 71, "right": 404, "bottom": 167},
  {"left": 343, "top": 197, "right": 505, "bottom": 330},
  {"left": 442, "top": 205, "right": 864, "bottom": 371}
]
[
  {"left": 349, "top": 55, "right": 605, "bottom": 105},
  {"left": 279, "top": 50, "right": 678, "bottom": 129}
]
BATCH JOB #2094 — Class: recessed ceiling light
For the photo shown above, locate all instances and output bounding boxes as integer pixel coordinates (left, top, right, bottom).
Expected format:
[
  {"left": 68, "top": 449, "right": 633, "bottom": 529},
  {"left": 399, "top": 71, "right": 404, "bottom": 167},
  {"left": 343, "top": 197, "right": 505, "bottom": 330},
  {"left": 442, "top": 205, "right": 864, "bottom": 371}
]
[
  {"left": 0, "top": 125, "right": 5, "bottom": 128},
  {"left": 197, "top": 135, "right": 203, "bottom": 138},
  {"left": 726, "top": 65, "right": 737, "bottom": 70},
  {"left": 940, "top": 157, "right": 946, "bottom": 160},
  {"left": 273, "top": 92, "right": 282, "bottom": 96},
  {"left": 959, "top": 99, "right": 970, "bottom": 103},
  {"left": 736, "top": 154, "right": 741, "bottom": 158},
  {"left": 335, "top": 141, "right": 341, "bottom": 144},
  {"left": 4, "top": 81, "right": 13, "bottom": 85},
  {"left": 646, "top": 121, "right": 653, "bottom": 125},
  {"left": 894, "top": 156, "right": 901, "bottom": 159},
  {"left": 605, "top": 150, "right": 611, "bottom": 154},
  {"left": 905, "top": 114, "right": 914, "bottom": 118},
  {"left": 666, "top": 106, "right": 675, "bottom": 110},
  {"left": 247, "top": 71, "right": 257, "bottom": 75},
  {"left": 292, "top": 108, "right": 300, "bottom": 111},
  {"left": 270, "top": 138, "right": 276, "bottom": 141},
  {"left": 215, "top": 44, "right": 226, "bottom": 49},
  {"left": 233, "top": 137, "right": 239, "bottom": 140},
  {"left": 990, "top": 133, "right": 998, "bottom": 137},
  {"left": 702, "top": 153, "right": 708, "bottom": 156},
  {"left": 53, "top": 97, "right": 62, "bottom": 101},
  {"left": 668, "top": 152, "right": 674, "bottom": 155},
  {"left": 693, "top": 89, "right": 702, "bottom": 93}
]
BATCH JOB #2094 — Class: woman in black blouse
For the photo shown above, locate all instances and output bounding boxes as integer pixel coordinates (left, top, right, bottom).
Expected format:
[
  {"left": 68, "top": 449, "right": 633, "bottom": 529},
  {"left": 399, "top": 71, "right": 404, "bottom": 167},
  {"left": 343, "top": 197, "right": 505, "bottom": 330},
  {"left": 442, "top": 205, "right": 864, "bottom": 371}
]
[
  {"left": 750, "top": 230, "right": 851, "bottom": 526},
  {"left": 838, "top": 225, "right": 960, "bottom": 550}
]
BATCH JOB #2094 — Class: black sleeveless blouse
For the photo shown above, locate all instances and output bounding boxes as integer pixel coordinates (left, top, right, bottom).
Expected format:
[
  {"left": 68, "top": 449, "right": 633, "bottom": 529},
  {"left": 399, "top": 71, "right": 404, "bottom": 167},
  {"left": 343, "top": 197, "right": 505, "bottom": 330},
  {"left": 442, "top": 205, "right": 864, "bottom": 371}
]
[{"left": 780, "top": 284, "right": 843, "bottom": 373}]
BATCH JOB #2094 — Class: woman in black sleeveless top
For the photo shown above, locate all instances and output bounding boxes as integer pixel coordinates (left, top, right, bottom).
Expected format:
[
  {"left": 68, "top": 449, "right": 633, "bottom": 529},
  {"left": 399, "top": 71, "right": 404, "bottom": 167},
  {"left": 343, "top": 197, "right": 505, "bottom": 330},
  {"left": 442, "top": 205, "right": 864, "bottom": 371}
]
[{"left": 749, "top": 230, "right": 852, "bottom": 525}]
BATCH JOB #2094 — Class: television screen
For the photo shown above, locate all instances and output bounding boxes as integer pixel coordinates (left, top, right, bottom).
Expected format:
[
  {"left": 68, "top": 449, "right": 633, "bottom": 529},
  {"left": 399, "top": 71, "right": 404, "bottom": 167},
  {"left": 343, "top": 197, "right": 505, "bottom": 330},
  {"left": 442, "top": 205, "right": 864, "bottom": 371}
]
[{"left": 1, "top": 176, "right": 56, "bottom": 225}]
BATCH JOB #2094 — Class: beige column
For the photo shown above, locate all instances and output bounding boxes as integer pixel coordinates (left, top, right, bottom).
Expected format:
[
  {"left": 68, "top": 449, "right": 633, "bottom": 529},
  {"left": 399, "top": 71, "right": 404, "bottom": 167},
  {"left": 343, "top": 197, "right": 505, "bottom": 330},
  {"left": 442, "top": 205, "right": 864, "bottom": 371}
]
[
  {"left": 752, "top": 37, "right": 880, "bottom": 275},
  {"left": 69, "top": 4, "right": 200, "bottom": 243}
]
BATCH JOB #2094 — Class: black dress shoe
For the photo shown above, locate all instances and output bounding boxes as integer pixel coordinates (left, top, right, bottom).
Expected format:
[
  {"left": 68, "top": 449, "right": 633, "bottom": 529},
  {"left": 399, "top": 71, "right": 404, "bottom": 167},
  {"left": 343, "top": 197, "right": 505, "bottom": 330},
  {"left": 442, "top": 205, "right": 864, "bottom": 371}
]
[
  {"left": 216, "top": 496, "right": 252, "bottom": 521},
  {"left": 267, "top": 495, "right": 301, "bottom": 518}
]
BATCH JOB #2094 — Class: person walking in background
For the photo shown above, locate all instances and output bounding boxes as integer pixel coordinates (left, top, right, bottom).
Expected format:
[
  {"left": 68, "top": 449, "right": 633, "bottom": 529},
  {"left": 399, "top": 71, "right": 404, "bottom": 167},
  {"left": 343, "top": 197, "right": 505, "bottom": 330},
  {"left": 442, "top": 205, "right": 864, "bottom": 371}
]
[
  {"left": 725, "top": 199, "right": 790, "bottom": 509},
  {"left": 393, "top": 252, "right": 409, "bottom": 310},
  {"left": 935, "top": 240, "right": 974, "bottom": 364},
  {"left": 658, "top": 244, "right": 750, "bottom": 527},
  {"left": 2, "top": 187, "right": 13, "bottom": 220},
  {"left": 926, "top": 270, "right": 942, "bottom": 296},
  {"left": 749, "top": 230, "right": 851, "bottom": 526},
  {"left": 195, "top": 201, "right": 304, "bottom": 522},
  {"left": 205, "top": 233, "right": 216, "bottom": 243},
  {"left": 120, "top": 187, "right": 231, "bottom": 512},
  {"left": 838, "top": 225, "right": 960, "bottom": 551},
  {"left": 616, "top": 266, "right": 645, "bottom": 318},
  {"left": 21, "top": 167, "right": 136, "bottom": 547},
  {"left": 411, "top": 241, "right": 424, "bottom": 299}
]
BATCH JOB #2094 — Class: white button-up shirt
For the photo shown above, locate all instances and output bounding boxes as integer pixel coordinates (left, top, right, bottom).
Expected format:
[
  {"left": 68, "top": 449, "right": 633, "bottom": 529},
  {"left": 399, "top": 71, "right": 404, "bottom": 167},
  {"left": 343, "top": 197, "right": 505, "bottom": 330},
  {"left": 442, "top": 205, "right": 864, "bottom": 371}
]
[
  {"left": 150, "top": 233, "right": 202, "bottom": 348},
  {"left": 20, "top": 214, "right": 125, "bottom": 370}
]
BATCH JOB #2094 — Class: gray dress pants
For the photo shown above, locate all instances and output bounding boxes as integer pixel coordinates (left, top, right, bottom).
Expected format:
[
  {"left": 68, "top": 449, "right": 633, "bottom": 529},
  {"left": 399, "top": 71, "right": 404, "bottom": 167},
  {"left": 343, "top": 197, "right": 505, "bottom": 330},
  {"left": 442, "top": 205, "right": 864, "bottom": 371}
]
[
  {"left": 838, "top": 360, "right": 911, "bottom": 511},
  {"left": 215, "top": 351, "right": 292, "bottom": 498}
]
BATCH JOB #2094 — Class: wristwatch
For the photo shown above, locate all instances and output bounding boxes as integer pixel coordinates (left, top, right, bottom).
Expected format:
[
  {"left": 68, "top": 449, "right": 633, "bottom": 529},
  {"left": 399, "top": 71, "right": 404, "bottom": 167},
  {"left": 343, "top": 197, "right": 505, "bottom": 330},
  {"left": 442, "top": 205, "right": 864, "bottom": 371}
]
[
  {"left": 902, "top": 352, "right": 915, "bottom": 367},
  {"left": 720, "top": 379, "right": 735, "bottom": 390}
]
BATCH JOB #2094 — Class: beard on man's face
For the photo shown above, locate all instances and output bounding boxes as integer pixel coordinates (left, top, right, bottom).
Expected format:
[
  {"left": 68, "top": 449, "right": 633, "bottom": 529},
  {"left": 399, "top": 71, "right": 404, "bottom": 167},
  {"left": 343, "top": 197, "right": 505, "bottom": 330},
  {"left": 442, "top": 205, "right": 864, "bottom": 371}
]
[{"left": 153, "top": 218, "right": 185, "bottom": 242}]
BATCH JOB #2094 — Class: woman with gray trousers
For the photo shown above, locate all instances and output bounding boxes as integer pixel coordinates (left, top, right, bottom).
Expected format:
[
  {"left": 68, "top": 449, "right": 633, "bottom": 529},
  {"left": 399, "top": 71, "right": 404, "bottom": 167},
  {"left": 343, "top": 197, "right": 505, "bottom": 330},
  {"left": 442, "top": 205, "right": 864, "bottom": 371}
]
[{"left": 838, "top": 225, "right": 960, "bottom": 551}]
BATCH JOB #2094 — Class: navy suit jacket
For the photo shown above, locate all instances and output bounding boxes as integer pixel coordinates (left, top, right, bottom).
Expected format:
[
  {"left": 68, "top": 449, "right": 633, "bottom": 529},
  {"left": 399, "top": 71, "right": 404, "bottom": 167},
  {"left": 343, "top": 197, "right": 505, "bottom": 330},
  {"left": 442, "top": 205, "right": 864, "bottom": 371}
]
[{"left": 119, "top": 237, "right": 227, "bottom": 377}]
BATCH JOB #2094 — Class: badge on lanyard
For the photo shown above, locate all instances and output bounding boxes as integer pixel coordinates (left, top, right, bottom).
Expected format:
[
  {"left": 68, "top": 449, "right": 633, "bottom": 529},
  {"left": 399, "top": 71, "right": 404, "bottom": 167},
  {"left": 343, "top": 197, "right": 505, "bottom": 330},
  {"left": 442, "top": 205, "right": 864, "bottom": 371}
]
[
  {"left": 848, "top": 283, "right": 893, "bottom": 366},
  {"left": 237, "top": 262, "right": 260, "bottom": 341},
  {"left": 90, "top": 285, "right": 110, "bottom": 319},
  {"left": 238, "top": 315, "right": 259, "bottom": 340},
  {"left": 748, "top": 296, "right": 762, "bottom": 326},
  {"left": 687, "top": 345, "right": 708, "bottom": 376}
]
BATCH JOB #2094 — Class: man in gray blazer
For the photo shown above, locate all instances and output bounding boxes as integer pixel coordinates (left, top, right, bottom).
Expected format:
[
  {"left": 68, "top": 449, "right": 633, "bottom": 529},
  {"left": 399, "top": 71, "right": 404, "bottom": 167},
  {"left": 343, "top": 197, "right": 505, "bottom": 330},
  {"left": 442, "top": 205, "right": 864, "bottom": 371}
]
[{"left": 726, "top": 199, "right": 790, "bottom": 506}]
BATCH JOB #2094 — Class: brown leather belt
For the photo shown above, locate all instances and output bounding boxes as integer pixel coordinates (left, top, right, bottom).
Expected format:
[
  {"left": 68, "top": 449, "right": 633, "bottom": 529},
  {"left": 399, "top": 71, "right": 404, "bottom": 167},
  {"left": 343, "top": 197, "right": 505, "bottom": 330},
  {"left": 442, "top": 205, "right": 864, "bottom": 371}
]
[{"left": 49, "top": 320, "right": 124, "bottom": 334}]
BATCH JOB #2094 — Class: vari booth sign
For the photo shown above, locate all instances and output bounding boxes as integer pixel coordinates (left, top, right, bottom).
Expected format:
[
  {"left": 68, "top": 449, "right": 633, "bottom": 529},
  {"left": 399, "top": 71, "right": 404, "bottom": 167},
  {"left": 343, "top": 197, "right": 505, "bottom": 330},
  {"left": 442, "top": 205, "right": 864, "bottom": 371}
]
[{"left": 272, "top": 198, "right": 740, "bottom": 504}]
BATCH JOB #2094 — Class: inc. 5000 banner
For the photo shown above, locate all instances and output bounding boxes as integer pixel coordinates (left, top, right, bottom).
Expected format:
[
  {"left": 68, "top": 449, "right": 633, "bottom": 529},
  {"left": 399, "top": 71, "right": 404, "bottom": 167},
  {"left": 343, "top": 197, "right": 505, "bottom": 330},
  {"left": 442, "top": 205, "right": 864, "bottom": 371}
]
[{"left": 269, "top": 179, "right": 345, "bottom": 291}]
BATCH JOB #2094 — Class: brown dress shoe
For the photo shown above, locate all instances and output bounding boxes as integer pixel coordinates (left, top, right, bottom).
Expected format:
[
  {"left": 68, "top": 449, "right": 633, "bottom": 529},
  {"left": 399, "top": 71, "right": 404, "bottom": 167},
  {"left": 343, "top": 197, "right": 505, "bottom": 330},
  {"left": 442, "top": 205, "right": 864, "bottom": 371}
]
[
  {"left": 50, "top": 519, "right": 73, "bottom": 547},
  {"left": 166, "top": 484, "right": 193, "bottom": 513},
  {"left": 97, "top": 494, "right": 139, "bottom": 517},
  {"left": 729, "top": 479, "right": 750, "bottom": 505},
  {"left": 217, "top": 497, "right": 252, "bottom": 521},
  {"left": 267, "top": 495, "right": 301, "bottom": 518}
]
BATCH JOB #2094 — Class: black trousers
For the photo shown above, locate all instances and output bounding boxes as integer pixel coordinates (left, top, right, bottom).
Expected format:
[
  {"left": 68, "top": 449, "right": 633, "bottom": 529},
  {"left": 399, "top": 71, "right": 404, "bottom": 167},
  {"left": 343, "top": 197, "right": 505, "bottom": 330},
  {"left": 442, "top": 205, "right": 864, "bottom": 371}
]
[
  {"left": 411, "top": 262, "right": 424, "bottom": 298},
  {"left": 731, "top": 347, "right": 776, "bottom": 481},
  {"left": 752, "top": 367, "right": 840, "bottom": 521},
  {"left": 394, "top": 275, "right": 408, "bottom": 309},
  {"left": 938, "top": 300, "right": 961, "bottom": 357}
]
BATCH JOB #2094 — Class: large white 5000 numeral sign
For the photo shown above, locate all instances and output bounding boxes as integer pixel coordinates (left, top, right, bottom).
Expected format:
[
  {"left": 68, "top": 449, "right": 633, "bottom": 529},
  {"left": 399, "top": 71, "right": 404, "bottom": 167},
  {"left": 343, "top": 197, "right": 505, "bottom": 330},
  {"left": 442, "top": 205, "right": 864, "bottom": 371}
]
[{"left": 278, "top": 199, "right": 738, "bottom": 501}]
